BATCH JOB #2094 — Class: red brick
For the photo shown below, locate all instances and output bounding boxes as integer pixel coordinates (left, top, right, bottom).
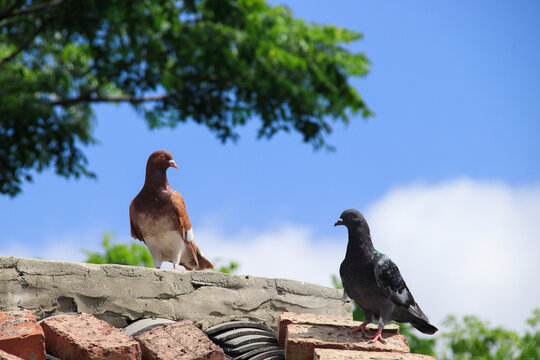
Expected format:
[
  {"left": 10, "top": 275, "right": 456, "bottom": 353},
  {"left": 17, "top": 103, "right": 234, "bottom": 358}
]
[
  {"left": 0, "top": 349, "right": 24, "bottom": 360},
  {"left": 0, "top": 310, "right": 45, "bottom": 360},
  {"left": 278, "top": 312, "right": 399, "bottom": 347},
  {"left": 135, "top": 320, "right": 225, "bottom": 360},
  {"left": 40, "top": 314, "right": 141, "bottom": 360},
  {"left": 285, "top": 323, "right": 410, "bottom": 360},
  {"left": 314, "top": 348, "right": 436, "bottom": 360}
]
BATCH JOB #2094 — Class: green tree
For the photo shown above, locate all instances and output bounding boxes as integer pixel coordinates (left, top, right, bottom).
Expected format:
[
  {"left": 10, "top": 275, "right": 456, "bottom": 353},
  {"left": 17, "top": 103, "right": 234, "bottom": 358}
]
[
  {"left": 84, "top": 232, "right": 239, "bottom": 274},
  {"left": 0, "top": 0, "right": 371, "bottom": 196},
  {"left": 84, "top": 232, "right": 154, "bottom": 267},
  {"left": 213, "top": 257, "right": 241, "bottom": 274},
  {"left": 440, "top": 310, "right": 540, "bottom": 360}
]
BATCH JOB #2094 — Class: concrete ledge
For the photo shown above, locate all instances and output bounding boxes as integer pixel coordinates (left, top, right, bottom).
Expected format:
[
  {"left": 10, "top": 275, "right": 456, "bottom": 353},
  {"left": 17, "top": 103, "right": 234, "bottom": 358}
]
[{"left": 0, "top": 256, "right": 351, "bottom": 329}]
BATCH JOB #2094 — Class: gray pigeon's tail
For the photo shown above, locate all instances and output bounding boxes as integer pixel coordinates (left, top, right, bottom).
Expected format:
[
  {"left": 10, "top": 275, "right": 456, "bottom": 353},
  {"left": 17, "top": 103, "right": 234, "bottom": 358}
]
[
  {"left": 410, "top": 318, "right": 438, "bottom": 335},
  {"left": 401, "top": 302, "right": 438, "bottom": 335}
]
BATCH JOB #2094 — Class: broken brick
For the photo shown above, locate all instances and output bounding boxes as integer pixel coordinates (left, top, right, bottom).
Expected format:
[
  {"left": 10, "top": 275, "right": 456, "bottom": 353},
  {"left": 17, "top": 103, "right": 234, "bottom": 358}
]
[
  {"left": 0, "top": 310, "right": 45, "bottom": 360},
  {"left": 40, "top": 313, "right": 141, "bottom": 360}
]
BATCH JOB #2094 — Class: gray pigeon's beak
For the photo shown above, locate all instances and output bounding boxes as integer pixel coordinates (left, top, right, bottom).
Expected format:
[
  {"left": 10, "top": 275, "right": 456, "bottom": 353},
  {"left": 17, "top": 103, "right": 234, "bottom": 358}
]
[
  {"left": 169, "top": 160, "right": 178, "bottom": 169},
  {"left": 334, "top": 218, "right": 343, "bottom": 227}
]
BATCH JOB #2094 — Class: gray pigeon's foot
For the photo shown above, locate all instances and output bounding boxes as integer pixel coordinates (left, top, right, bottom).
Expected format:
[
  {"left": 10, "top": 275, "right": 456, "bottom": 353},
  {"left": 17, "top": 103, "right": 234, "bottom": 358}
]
[
  {"left": 348, "top": 321, "right": 370, "bottom": 336},
  {"left": 366, "top": 328, "right": 386, "bottom": 344}
]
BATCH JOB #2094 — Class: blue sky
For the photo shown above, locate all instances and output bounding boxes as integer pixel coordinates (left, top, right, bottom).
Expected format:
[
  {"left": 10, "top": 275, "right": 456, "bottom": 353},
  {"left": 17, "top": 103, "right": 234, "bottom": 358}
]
[{"left": 1, "top": 1, "right": 539, "bottom": 331}]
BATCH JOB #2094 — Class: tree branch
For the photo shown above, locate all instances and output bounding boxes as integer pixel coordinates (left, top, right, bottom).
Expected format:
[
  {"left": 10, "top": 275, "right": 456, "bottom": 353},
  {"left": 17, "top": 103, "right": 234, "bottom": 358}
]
[
  {"left": 0, "top": 0, "right": 62, "bottom": 21},
  {"left": 0, "top": 0, "right": 25, "bottom": 21},
  {"left": 0, "top": 16, "right": 51, "bottom": 66},
  {"left": 50, "top": 92, "right": 179, "bottom": 106},
  {"left": 0, "top": 17, "right": 49, "bottom": 66},
  {"left": 11, "top": 0, "right": 62, "bottom": 18}
]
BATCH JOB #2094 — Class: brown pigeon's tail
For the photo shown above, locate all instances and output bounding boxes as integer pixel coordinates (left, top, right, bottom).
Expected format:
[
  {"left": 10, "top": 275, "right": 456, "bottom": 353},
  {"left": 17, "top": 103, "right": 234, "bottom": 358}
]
[
  {"left": 196, "top": 252, "right": 214, "bottom": 270},
  {"left": 181, "top": 241, "right": 214, "bottom": 270},
  {"left": 410, "top": 318, "right": 438, "bottom": 335}
]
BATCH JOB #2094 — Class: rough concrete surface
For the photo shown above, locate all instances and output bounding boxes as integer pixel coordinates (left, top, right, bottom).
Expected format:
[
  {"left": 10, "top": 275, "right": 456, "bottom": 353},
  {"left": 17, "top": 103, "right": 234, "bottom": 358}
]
[{"left": 0, "top": 256, "right": 351, "bottom": 329}]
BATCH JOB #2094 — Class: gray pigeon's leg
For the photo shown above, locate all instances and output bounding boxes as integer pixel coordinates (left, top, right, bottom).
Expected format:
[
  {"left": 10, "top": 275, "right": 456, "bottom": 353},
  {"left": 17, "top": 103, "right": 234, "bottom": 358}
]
[
  {"left": 349, "top": 310, "right": 373, "bottom": 336},
  {"left": 366, "top": 315, "right": 387, "bottom": 344}
]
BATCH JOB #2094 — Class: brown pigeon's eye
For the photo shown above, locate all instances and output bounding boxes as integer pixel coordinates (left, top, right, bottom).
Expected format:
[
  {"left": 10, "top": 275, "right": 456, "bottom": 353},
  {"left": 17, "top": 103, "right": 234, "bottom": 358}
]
[{"left": 159, "top": 154, "right": 166, "bottom": 160}]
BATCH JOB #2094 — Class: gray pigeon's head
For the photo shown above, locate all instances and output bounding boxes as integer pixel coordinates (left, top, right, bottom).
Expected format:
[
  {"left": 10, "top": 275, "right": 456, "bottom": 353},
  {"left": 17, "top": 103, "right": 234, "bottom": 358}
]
[{"left": 334, "top": 208, "right": 369, "bottom": 229}]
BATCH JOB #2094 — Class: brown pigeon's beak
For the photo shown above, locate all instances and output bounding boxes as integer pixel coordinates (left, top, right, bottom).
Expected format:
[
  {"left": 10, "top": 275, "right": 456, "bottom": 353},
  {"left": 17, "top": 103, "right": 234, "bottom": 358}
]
[
  {"left": 334, "top": 218, "right": 343, "bottom": 227},
  {"left": 169, "top": 160, "right": 178, "bottom": 169}
]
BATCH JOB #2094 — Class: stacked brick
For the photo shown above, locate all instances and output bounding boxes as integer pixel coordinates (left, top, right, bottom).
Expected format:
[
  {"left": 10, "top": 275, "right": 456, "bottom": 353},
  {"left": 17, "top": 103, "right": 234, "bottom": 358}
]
[
  {"left": 279, "top": 312, "right": 435, "bottom": 360},
  {"left": 0, "top": 311, "right": 224, "bottom": 360},
  {"left": 0, "top": 310, "right": 436, "bottom": 359}
]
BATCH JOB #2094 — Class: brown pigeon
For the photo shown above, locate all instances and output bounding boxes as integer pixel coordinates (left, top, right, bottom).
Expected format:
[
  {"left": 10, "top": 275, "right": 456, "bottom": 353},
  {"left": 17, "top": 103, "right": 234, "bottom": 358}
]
[{"left": 129, "top": 150, "right": 214, "bottom": 270}]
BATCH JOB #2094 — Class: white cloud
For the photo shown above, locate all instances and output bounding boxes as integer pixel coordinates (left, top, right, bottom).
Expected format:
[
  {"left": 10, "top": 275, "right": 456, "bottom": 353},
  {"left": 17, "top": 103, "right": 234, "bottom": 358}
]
[
  {"left": 365, "top": 178, "right": 540, "bottom": 331},
  {"left": 195, "top": 178, "right": 540, "bottom": 332},
  {"left": 2, "top": 177, "right": 538, "bottom": 332},
  {"left": 0, "top": 229, "right": 105, "bottom": 263},
  {"left": 195, "top": 225, "right": 344, "bottom": 286}
]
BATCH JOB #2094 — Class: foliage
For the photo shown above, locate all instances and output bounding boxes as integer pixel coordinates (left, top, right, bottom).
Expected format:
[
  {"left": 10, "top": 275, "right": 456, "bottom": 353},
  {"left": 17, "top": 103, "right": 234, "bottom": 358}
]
[
  {"left": 0, "top": 0, "right": 371, "bottom": 196},
  {"left": 213, "top": 257, "right": 241, "bottom": 274},
  {"left": 398, "top": 322, "right": 437, "bottom": 357},
  {"left": 84, "top": 232, "right": 238, "bottom": 274},
  {"left": 440, "top": 310, "right": 540, "bottom": 360},
  {"left": 84, "top": 233, "right": 154, "bottom": 267}
]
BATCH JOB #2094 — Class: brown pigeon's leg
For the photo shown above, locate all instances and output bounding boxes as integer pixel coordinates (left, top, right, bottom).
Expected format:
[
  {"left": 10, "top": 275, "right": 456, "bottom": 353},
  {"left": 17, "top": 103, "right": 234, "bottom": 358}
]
[
  {"left": 366, "top": 328, "right": 386, "bottom": 344},
  {"left": 172, "top": 264, "right": 177, "bottom": 269}
]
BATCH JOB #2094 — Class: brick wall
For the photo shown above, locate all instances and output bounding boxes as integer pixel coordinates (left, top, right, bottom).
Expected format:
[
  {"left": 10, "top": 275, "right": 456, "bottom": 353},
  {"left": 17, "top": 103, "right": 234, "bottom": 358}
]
[{"left": 279, "top": 312, "right": 436, "bottom": 360}]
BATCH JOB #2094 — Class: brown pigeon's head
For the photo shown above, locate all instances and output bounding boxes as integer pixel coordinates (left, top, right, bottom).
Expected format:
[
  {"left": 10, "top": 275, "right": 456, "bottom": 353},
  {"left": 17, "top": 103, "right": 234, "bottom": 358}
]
[{"left": 147, "top": 150, "right": 178, "bottom": 171}]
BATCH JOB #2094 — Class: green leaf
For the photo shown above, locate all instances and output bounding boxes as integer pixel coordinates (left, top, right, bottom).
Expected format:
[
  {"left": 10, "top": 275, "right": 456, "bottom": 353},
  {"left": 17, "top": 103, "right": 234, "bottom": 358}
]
[{"left": 1, "top": 0, "right": 371, "bottom": 196}]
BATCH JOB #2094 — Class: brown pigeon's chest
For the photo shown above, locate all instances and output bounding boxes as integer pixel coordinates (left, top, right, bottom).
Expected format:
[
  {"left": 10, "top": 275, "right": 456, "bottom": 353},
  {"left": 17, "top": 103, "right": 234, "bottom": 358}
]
[{"left": 132, "top": 193, "right": 178, "bottom": 237}]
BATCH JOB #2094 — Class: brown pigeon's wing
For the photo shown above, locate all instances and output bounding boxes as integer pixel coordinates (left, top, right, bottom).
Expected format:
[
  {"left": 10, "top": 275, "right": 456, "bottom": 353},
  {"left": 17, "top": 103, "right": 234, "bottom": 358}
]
[
  {"left": 129, "top": 200, "right": 145, "bottom": 243},
  {"left": 170, "top": 191, "right": 214, "bottom": 270},
  {"left": 170, "top": 191, "right": 199, "bottom": 268},
  {"left": 170, "top": 191, "right": 192, "bottom": 233}
]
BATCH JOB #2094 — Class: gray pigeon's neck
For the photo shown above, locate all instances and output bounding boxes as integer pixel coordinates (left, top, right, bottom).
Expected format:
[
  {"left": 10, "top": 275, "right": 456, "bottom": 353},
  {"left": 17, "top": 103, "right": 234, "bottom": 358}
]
[
  {"left": 346, "top": 227, "right": 376, "bottom": 260},
  {"left": 144, "top": 168, "right": 170, "bottom": 190}
]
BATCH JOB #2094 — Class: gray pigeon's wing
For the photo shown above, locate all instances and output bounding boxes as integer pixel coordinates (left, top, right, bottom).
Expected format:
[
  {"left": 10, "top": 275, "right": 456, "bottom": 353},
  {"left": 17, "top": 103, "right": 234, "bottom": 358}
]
[
  {"left": 374, "top": 254, "right": 432, "bottom": 324},
  {"left": 374, "top": 255, "right": 415, "bottom": 308}
]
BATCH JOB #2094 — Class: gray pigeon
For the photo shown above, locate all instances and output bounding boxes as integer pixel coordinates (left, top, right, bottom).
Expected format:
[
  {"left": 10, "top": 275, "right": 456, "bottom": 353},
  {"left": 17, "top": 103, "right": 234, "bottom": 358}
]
[{"left": 335, "top": 208, "right": 438, "bottom": 343}]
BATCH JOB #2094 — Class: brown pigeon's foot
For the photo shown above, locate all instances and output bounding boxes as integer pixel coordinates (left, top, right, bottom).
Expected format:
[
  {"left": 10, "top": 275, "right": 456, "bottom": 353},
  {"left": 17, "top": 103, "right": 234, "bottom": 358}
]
[
  {"left": 366, "top": 328, "right": 386, "bottom": 344},
  {"left": 349, "top": 321, "right": 370, "bottom": 335},
  {"left": 173, "top": 264, "right": 178, "bottom": 270}
]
